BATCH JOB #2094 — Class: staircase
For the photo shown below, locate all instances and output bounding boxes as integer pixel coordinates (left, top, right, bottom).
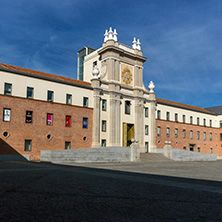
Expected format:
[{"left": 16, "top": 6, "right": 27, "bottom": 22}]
[{"left": 140, "top": 153, "right": 173, "bottom": 162}]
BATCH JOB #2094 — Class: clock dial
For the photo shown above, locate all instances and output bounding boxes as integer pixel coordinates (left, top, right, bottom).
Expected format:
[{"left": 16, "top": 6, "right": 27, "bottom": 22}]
[{"left": 122, "top": 68, "right": 132, "bottom": 85}]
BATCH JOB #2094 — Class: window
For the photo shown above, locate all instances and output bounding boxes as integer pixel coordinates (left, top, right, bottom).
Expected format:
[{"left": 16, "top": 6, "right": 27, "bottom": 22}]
[
  {"left": 3, "top": 108, "right": 11, "bottom": 122},
  {"left": 190, "top": 116, "right": 193, "bottom": 124},
  {"left": 125, "top": 101, "right": 131, "bottom": 115},
  {"left": 210, "top": 133, "right": 212, "bottom": 141},
  {"left": 102, "top": 120, "right": 106, "bottom": 132},
  {"left": 145, "top": 108, "right": 148, "bottom": 117},
  {"left": 24, "top": 140, "right": 32, "bottom": 151},
  {"left": 27, "top": 87, "right": 34, "bottom": 99},
  {"left": 197, "top": 131, "right": 200, "bottom": 140},
  {"left": 157, "top": 110, "right": 161, "bottom": 119},
  {"left": 102, "top": 99, "right": 107, "bottom": 111},
  {"left": 47, "top": 90, "right": 54, "bottom": 102},
  {"left": 65, "top": 141, "right": 71, "bottom": 150},
  {"left": 183, "top": 115, "right": 186, "bottom": 123},
  {"left": 183, "top": 129, "right": 186, "bottom": 139},
  {"left": 83, "top": 97, "right": 88, "bottom": 107},
  {"left": 198, "top": 147, "right": 200, "bottom": 152},
  {"left": 220, "top": 121, "right": 222, "bottom": 128},
  {"left": 145, "top": 142, "right": 149, "bottom": 153},
  {"left": 175, "top": 128, "right": 178, "bottom": 138},
  {"left": 83, "top": 117, "right": 88, "bottom": 128},
  {"left": 26, "top": 111, "right": 33, "bottom": 124},
  {"left": 203, "top": 119, "right": 206, "bottom": 127},
  {"left": 101, "top": 139, "right": 106, "bottom": 147},
  {"left": 157, "top": 127, "right": 161, "bottom": 136},
  {"left": 190, "top": 130, "right": 193, "bottom": 139},
  {"left": 166, "top": 128, "right": 170, "bottom": 137},
  {"left": 166, "top": 112, "right": 170, "bottom": 121},
  {"left": 210, "top": 120, "right": 212, "bottom": 127},
  {"left": 220, "top": 133, "right": 222, "bottom": 141},
  {"left": 65, "top": 115, "right": 71, "bottom": 127},
  {"left": 204, "top": 132, "right": 206, "bottom": 140},
  {"left": 4, "top": 83, "right": 12, "bottom": 95},
  {"left": 66, "top": 94, "right": 72, "bottom": 105},
  {"left": 47, "top": 113, "right": 53, "bottom": 125},
  {"left": 210, "top": 148, "right": 213, "bottom": 154},
  {"left": 197, "top": 117, "right": 200, "bottom": 125},
  {"left": 175, "top": 113, "right": 178, "bottom": 122},
  {"left": 183, "top": 147, "right": 186, "bottom": 150},
  {"left": 145, "top": 125, "right": 149, "bottom": 135}
]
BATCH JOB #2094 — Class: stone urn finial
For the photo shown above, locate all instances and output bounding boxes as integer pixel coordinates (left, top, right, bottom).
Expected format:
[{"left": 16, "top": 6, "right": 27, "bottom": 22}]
[
  {"left": 92, "top": 65, "right": 100, "bottom": 79},
  {"left": 148, "top": 81, "right": 155, "bottom": 93}
]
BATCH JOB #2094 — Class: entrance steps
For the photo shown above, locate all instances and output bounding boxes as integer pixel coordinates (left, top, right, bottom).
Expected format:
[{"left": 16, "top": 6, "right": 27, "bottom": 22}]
[{"left": 140, "top": 153, "right": 173, "bottom": 162}]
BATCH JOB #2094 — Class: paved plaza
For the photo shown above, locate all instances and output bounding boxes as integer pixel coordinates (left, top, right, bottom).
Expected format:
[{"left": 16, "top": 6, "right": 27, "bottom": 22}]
[{"left": 1, "top": 157, "right": 222, "bottom": 221}]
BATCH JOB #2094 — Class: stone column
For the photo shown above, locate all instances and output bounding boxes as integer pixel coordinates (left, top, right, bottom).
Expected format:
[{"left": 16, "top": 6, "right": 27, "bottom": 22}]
[
  {"left": 148, "top": 81, "right": 157, "bottom": 152},
  {"left": 109, "top": 96, "right": 116, "bottom": 146},
  {"left": 115, "top": 99, "right": 121, "bottom": 146}
]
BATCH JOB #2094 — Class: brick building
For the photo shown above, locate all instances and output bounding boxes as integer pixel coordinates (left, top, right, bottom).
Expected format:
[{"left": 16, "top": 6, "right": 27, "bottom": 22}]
[{"left": 1, "top": 27, "right": 222, "bottom": 160}]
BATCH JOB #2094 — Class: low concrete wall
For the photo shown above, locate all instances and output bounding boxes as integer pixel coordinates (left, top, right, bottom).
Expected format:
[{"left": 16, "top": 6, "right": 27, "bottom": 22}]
[
  {"left": 41, "top": 144, "right": 140, "bottom": 163},
  {"left": 163, "top": 143, "right": 217, "bottom": 161},
  {"left": 0, "top": 155, "right": 30, "bottom": 161}
]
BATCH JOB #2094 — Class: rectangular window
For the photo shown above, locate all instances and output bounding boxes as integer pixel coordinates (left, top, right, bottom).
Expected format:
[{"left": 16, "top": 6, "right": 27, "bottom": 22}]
[
  {"left": 83, "top": 97, "right": 88, "bottom": 107},
  {"left": 125, "top": 101, "right": 131, "bottom": 115},
  {"left": 166, "top": 128, "right": 170, "bottom": 137},
  {"left": 27, "top": 87, "right": 34, "bottom": 99},
  {"left": 197, "top": 117, "right": 200, "bottom": 125},
  {"left": 145, "top": 125, "right": 149, "bottom": 135},
  {"left": 210, "top": 148, "right": 213, "bottom": 154},
  {"left": 197, "top": 131, "right": 200, "bottom": 140},
  {"left": 175, "top": 128, "right": 178, "bottom": 138},
  {"left": 26, "top": 111, "right": 33, "bottom": 124},
  {"left": 175, "top": 113, "right": 178, "bottom": 122},
  {"left": 24, "top": 140, "right": 32, "bottom": 151},
  {"left": 47, "top": 90, "right": 54, "bottom": 102},
  {"left": 47, "top": 113, "right": 53, "bottom": 125},
  {"left": 145, "top": 142, "right": 149, "bottom": 153},
  {"left": 183, "top": 115, "right": 186, "bottom": 123},
  {"left": 4, "top": 83, "right": 12, "bottom": 95},
  {"left": 101, "top": 139, "right": 106, "bottom": 147},
  {"left": 145, "top": 108, "right": 148, "bottom": 117},
  {"left": 190, "top": 116, "right": 193, "bottom": 124},
  {"left": 83, "top": 117, "right": 88, "bottom": 128},
  {"left": 157, "top": 126, "right": 161, "bottom": 136},
  {"left": 157, "top": 110, "right": 161, "bottom": 119},
  {"left": 203, "top": 119, "right": 206, "bottom": 127},
  {"left": 65, "top": 141, "right": 71, "bottom": 150},
  {"left": 65, "top": 115, "right": 71, "bottom": 127},
  {"left": 198, "top": 147, "right": 200, "bottom": 152},
  {"left": 102, "top": 120, "right": 106, "bottom": 132},
  {"left": 220, "top": 133, "right": 222, "bottom": 141},
  {"left": 220, "top": 121, "right": 222, "bottom": 128},
  {"left": 183, "top": 129, "right": 186, "bottom": 139},
  {"left": 210, "top": 133, "right": 212, "bottom": 141},
  {"left": 204, "top": 132, "right": 206, "bottom": 140},
  {"left": 166, "top": 112, "right": 170, "bottom": 121},
  {"left": 66, "top": 94, "right": 72, "bottom": 105},
  {"left": 210, "top": 120, "right": 212, "bottom": 127},
  {"left": 190, "top": 130, "right": 193, "bottom": 139},
  {"left": 3, "top": 108, "right": 11, "bottom": 122},
  {"left": 102, "top": 99, "right": 107, "bottom": 111}
]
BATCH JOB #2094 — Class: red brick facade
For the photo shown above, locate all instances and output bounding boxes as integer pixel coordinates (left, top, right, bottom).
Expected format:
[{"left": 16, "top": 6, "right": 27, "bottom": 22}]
[
  {"left": 156, "top": 119, "right": 222, "bottom": 157},
  {"left": 0, "top": 95, "right": 93, "bottom": 160}
]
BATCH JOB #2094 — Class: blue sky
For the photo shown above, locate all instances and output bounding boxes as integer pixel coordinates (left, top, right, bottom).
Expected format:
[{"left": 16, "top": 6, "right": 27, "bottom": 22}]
[{"left": 0, "top": 0, "right": 221, "bottom": 108}]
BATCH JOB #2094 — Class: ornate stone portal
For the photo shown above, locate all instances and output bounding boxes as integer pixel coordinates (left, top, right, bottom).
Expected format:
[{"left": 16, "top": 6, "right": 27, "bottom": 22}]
[{"left": 88, "top": 28, "right": 157, "bottom": 153}]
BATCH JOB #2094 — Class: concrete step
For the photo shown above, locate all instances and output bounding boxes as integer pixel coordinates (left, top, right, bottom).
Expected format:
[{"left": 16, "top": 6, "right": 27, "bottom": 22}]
[{"left": 140, "top": 153, "right": 173, "bottom": 162}]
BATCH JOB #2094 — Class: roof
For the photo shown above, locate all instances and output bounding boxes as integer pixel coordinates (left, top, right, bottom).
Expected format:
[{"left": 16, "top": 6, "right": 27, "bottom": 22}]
[
  {"left": 156, "top": 97, "right": 215, "bottom": 115},
  {"left": 0, "top": 62, "right": 91, "bottom": 87},
  {"left": 205, "top": 106, "right": 222, "bottom": 115}
]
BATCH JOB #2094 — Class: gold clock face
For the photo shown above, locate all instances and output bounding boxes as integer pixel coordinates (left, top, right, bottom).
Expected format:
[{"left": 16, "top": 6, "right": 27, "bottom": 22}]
[{"left": 121, "top": 68, "right": 132, "bottom": 85}]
